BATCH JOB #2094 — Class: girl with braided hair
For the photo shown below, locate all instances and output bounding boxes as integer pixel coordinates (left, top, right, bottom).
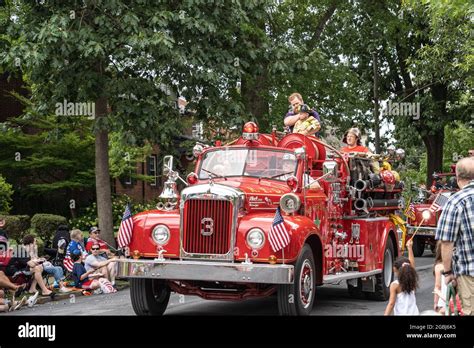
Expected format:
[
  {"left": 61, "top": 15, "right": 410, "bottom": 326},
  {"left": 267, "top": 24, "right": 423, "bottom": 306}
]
[{"left": 384, "top": 238, "right": 419, "bottom": 315}]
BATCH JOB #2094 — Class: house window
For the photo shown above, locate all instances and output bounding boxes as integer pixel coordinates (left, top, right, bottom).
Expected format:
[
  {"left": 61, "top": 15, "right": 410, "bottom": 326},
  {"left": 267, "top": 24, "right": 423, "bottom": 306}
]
[
  {"left": 192, "top": 121, "right": 203, "bottom": 139},
  {"left": 148, "top": 155, "right": 157, "bottom": 186},
  {"left": 124, "top": 170, "right": 133, "bottom": 185}
]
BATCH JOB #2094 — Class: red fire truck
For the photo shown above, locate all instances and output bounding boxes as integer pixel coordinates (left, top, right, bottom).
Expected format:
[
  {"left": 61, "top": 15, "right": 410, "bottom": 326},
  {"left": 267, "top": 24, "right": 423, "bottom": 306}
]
[
  {"left": 116, "top": 122, "right": 404, "bottom": 315},
  {"left": 406, "top": 170, "right": 458, "bottom": 257}
]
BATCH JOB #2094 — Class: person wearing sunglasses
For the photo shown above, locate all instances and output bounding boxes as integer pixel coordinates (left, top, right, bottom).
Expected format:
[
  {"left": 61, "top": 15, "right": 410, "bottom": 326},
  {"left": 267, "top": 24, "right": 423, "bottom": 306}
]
[
  {"left": 85, "top": 227, "right": 110, "bottom": 254},
  {"left": 84, "top": 243, "right": 117, "bottom": 286}
]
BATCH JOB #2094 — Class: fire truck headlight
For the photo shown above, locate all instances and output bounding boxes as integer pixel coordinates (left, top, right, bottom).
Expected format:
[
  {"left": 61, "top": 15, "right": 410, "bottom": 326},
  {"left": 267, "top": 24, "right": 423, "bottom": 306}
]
[
  {"left": 280, "top": 193, "right": 301, "bottom": 214},
  {"left": 421, "top": 209, "right": 432, "bottom": 221},
  {"left": 246, "top": 228, "right": 265, "bottom": 250},
  {"left": 152, "top": 225, "right": 170, "bottom": 245}
]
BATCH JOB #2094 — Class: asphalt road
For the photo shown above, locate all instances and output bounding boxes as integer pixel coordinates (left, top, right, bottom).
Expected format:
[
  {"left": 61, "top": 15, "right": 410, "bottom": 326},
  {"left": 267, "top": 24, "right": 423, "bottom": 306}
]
[{"left": 5, "top": 251, "right": 437, "bottom": 316}]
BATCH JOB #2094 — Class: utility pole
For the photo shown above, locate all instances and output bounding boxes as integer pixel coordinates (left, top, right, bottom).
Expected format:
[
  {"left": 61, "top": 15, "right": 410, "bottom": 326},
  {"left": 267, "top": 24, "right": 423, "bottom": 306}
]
[{"left": 373, "top": 52, "right": 381, "bottom": 154}]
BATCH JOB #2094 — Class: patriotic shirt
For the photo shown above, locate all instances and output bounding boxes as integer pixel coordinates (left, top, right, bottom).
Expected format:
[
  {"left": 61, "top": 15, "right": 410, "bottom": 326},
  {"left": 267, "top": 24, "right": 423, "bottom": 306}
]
[
  {"left": 64, "top": 240, "right": 87, "bottom": 272},
  {"left": 435, "top": 181, "right": 474, "bottom": 276}
]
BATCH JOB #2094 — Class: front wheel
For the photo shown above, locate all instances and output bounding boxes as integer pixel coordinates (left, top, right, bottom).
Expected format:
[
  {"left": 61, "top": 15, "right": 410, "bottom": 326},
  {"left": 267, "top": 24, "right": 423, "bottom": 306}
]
[
  {"left": 277, "top": 244, "right": 316, "bottom": 316},
  {"left": 130, "top": 278, "right": 170, "bottom": 316}
]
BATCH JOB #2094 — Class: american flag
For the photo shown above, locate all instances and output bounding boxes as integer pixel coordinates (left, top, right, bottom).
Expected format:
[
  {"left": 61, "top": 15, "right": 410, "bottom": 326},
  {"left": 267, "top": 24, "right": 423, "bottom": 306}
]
[
  {"left": 269, "top": 207, "right": 290, "bottom": 252},
  {"left": 429, "top": 192, "right": 449, "bottom": 213},
  {"left": 117, "top": 204, "right": 134, "bottom": 248},
  {"left": 406, "top": 202, "right": 416, "bottom": 220}
]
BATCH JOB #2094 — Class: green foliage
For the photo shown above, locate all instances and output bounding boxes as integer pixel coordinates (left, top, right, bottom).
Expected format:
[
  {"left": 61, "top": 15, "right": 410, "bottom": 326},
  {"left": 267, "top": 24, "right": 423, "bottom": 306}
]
[
  {"left": 0, "top": 113, "right": 95, "bottom": 197},
  {"left": 0, "top": 214, "right": 31, "bottom": 243},
  {"left": 0, "top": 174, "right": 13, "bottom": 214},
  {"left": 69, "top": 195, "right": 158, "bottom": 234},
  {"left": 31, "top": 213, "right": 67, "bottom": 245}
]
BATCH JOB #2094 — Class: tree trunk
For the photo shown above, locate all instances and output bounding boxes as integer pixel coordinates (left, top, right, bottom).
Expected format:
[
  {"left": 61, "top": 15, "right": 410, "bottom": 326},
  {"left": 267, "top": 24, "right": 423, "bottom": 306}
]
[
  {"left": 241, "top": 72, "right": 269, "bottom": 130},
  {"left": 372, "top": 52, "right": 380, "bottom": 153},
  {"left": 422, "top": 131, "right": 444, "bottom": 186},
  {"left": 94, "top": 96, "right": 115, "bottom": 246}
]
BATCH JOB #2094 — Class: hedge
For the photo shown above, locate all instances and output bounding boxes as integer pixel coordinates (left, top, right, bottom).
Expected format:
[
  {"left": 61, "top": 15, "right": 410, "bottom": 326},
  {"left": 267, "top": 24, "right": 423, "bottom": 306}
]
[
  {"left": 0, "top": 215, "right": 31, "bottom": 243},
  {"left": 31, "top": 214, "right": 68, "bottom": 245}
]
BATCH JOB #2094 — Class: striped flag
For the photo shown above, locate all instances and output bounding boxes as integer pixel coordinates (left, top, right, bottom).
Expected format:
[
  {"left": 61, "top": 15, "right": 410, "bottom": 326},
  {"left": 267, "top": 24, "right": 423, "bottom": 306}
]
[
  {"left": 403, "top": 198, "right": 416, "bottom": 220},
  {"left": 269, "top": 207, "right": 290, "bottom": 252},
  {"left": 429, "top": 192, "right": 449, "bottom": 213},
  {"left": 63, "top": 251, "right": 74, "bottom": 272},
  {"left": 117, "top": 204, "right": 134, "bottom": 248}
]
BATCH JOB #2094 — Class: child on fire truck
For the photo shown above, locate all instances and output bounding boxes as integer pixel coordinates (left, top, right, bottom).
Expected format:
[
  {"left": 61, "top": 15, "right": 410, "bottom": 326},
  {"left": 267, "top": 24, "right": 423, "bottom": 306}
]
[{"left": 384, "top": 239, "right": 420, "bottom": 315}]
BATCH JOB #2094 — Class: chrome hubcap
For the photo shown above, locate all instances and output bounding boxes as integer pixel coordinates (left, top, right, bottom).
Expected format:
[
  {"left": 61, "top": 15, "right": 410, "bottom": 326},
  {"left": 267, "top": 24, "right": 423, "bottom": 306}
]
[
  {"left": 299, "top": 260, "right": 314, "bottom": 308},
  {"left": 383, "top": 248, "right": 393, "bottom": 288}
]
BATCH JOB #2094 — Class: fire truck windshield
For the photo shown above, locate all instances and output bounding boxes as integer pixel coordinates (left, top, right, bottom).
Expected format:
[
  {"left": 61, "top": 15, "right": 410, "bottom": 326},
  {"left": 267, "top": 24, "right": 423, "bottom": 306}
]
[{"left": 198, "top": 148, "right": 297, "bottom": 181}]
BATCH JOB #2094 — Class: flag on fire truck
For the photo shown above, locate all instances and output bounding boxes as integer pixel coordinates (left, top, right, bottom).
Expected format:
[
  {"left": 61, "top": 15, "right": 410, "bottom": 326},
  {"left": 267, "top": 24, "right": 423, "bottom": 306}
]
[
  {"left": 269, "top": 207, "right": 290, "bottom": 252},
  {"left": 429, "top": 192, "right": 449, "bottom": 213},
  {"left": 403, "top": 198, "right": 416, "bottom": 220},
  {"left": 117, "top": 204, "right": 134, "bottom": 248}
]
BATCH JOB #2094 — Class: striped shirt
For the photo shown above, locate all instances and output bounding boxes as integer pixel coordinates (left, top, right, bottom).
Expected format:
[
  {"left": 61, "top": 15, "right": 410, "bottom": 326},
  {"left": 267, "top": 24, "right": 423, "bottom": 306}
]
[{"left": 435, "top": 181, "right": 474, "bottom": 276}]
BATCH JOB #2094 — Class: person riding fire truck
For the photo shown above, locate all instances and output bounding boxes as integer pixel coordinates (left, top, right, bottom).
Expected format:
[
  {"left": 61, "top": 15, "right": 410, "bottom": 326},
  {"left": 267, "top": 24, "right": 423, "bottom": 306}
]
[{"left": 116, "top": 122, "right": 405, "bottom": 315}]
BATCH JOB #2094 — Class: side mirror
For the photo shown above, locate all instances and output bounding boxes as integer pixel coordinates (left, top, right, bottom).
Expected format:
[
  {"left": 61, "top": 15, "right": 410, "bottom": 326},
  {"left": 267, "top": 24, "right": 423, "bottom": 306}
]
[
  {"left": 162, "top": 155, "right": 174, "bottom": 177},
  {"left": 322, "top": 160, "right": 338, "bottom": 182}
]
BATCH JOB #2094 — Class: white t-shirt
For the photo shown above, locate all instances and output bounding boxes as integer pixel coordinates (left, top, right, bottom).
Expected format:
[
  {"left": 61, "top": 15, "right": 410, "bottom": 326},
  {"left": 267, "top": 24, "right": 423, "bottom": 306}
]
[
  {"left": 393, "top": 280, "right": 419, "bottom": 315},
  {"left": 84, "top": 254, "right": 107, "bottom": 272}
]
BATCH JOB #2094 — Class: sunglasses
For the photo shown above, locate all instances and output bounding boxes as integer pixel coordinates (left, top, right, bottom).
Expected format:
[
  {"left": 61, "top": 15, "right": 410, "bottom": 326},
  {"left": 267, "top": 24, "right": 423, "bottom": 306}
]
[{"left": 91, "top": 247, "right": 100, "bottom": 251}]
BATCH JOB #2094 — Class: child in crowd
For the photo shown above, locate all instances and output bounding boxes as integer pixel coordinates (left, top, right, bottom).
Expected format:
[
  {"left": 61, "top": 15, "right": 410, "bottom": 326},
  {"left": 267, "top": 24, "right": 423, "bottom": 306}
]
[
  {"left": 433, "top": 241, "right": 463, "bottom": 315},
  {"left": 70, "top": 250, "right": 103, "bottom": 291},
  {"left": 384, "top": 239, "right": 419, "bottom": 315}
]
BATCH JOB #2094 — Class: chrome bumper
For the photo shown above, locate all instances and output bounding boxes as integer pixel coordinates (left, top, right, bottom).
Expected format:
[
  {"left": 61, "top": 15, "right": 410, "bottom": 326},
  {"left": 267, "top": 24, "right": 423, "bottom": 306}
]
[
  {"left": 406, "top": 224, "right": 437, "bottom": 237},
  {"left": 116, "top": 259, "right": 294, "bottom": 284}
]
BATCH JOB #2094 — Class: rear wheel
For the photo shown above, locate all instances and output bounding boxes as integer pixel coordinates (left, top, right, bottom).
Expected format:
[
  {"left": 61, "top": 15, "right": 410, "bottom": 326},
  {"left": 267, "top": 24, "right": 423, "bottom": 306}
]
[
  {"left": 365, "top": 239, "right": 394, "bottom": 301},
  {"left": 412, "top": 236, "right": 425, "bottom": 257},
  {"left": 277, "top": 244, "right": 316, "bottom": 316},
  {"left": 130, "top": 278, "right": 170, "bottom": 316}
]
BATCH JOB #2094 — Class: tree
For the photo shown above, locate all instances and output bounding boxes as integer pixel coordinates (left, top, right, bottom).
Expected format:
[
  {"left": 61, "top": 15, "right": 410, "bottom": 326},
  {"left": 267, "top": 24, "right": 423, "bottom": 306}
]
[
  {"left": 1, "top": 1, "right": 270, "bottom": 245},
  {"left": 0, "top": 174, "right": 13, "bottom": 214}
]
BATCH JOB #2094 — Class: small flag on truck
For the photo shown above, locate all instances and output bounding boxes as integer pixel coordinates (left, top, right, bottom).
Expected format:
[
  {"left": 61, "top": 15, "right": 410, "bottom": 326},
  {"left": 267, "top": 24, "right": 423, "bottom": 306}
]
[
  {"left": 117, "top": 204, "right": 134, "bottom": 248},
  {"left": 429, "top": 192, "right": 449, "bottom": 213},
  {"left": 269, "top": 207, "right": 290, "bottom": 252}
]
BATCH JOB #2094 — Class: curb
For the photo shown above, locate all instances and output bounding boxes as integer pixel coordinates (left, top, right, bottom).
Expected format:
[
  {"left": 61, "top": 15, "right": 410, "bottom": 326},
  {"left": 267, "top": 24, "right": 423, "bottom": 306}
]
[{"left": 35, "top": 281, "right": 130, "bottom": 305}]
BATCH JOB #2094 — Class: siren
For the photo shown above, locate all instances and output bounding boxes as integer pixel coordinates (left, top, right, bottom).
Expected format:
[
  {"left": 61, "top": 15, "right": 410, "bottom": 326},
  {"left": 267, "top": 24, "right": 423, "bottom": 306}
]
[{"left": 242, "top": 122, "right": 259, "bottom": 140}]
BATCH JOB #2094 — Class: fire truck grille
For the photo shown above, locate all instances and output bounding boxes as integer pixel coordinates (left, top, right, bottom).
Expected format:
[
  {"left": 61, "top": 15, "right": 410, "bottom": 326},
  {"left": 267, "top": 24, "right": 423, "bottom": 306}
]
[{"left": 183, "top": 199, "right": 233, "bottom": 255}]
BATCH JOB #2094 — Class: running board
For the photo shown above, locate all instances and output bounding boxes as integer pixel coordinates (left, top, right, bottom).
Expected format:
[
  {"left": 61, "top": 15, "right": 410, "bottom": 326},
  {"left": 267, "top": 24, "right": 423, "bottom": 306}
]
[{"left": 323, "top": 269, "right": 382, "bottom": 284}]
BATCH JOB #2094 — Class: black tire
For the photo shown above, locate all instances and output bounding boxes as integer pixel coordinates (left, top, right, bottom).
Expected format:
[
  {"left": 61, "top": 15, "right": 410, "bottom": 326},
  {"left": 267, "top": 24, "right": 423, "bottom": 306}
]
[
  {"left": 365, "top": 239, "right": 394, "bottom": 301},
  {"left": 412, "top": 236, "right": 425, "bottom": 257},
  {"left": 130, "top": 278, "right": 170, "bottom": 316},
  {"left": 347, "top": 279, "right": 365, "bottom": 299},
  {"left": 277, "top": 244, "right": 316, "bottom": 316}
]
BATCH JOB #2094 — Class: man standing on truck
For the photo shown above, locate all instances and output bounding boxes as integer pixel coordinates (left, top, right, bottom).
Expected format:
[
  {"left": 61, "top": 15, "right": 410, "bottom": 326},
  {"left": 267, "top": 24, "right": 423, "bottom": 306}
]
[
  {"left": 284, "top": 92, "right": 321, "bottom": 136},
  {"left": 435, "top": 156, "right": 474, "bottom": 315}
]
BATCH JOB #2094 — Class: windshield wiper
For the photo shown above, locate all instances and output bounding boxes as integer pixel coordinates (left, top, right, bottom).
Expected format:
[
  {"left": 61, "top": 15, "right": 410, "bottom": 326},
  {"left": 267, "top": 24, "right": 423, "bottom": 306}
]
[
  {"left": 268, "top": 170, "right": 294, "bottom": 179},
  {"left": 201, "top": 168, "right": 227, "bottom": 180}
]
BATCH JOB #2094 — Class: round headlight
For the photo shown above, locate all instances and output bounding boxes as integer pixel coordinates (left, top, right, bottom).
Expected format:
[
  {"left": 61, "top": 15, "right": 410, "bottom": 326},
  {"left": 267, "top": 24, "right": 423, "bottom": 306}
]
[
  {"left": 421, "top": 209, "right": 432, "bottom": 221},
  {"left": 152, "top": 225, "right": 170, "bottom": 245},
  {"left": 246, "top": 228, "right": 265, "bottom": 250},
  {"left": 280, "top": 193, "right": 301, "bottom": 214}
]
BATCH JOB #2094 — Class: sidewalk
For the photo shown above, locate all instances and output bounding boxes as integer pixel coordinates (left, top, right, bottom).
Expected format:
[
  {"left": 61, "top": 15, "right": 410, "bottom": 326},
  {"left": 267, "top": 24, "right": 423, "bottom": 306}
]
[{"left": 33, "top": 280, "right": 129, "bottom": 305}]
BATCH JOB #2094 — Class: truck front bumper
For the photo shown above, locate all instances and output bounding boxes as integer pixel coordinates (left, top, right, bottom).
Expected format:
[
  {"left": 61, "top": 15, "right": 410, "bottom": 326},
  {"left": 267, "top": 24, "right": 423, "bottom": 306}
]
[
  {"left": 116, "top": 259, "right": 294, "bottom": 284},
  {"left": 406, "top": 224, "right": 437, "bottom": 237}
]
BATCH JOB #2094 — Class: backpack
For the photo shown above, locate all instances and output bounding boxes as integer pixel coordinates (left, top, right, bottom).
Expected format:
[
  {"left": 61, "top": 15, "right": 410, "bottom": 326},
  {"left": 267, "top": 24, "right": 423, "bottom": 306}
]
[{"left": 98, "top": 278, "right": 116, "bottom": 294}]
